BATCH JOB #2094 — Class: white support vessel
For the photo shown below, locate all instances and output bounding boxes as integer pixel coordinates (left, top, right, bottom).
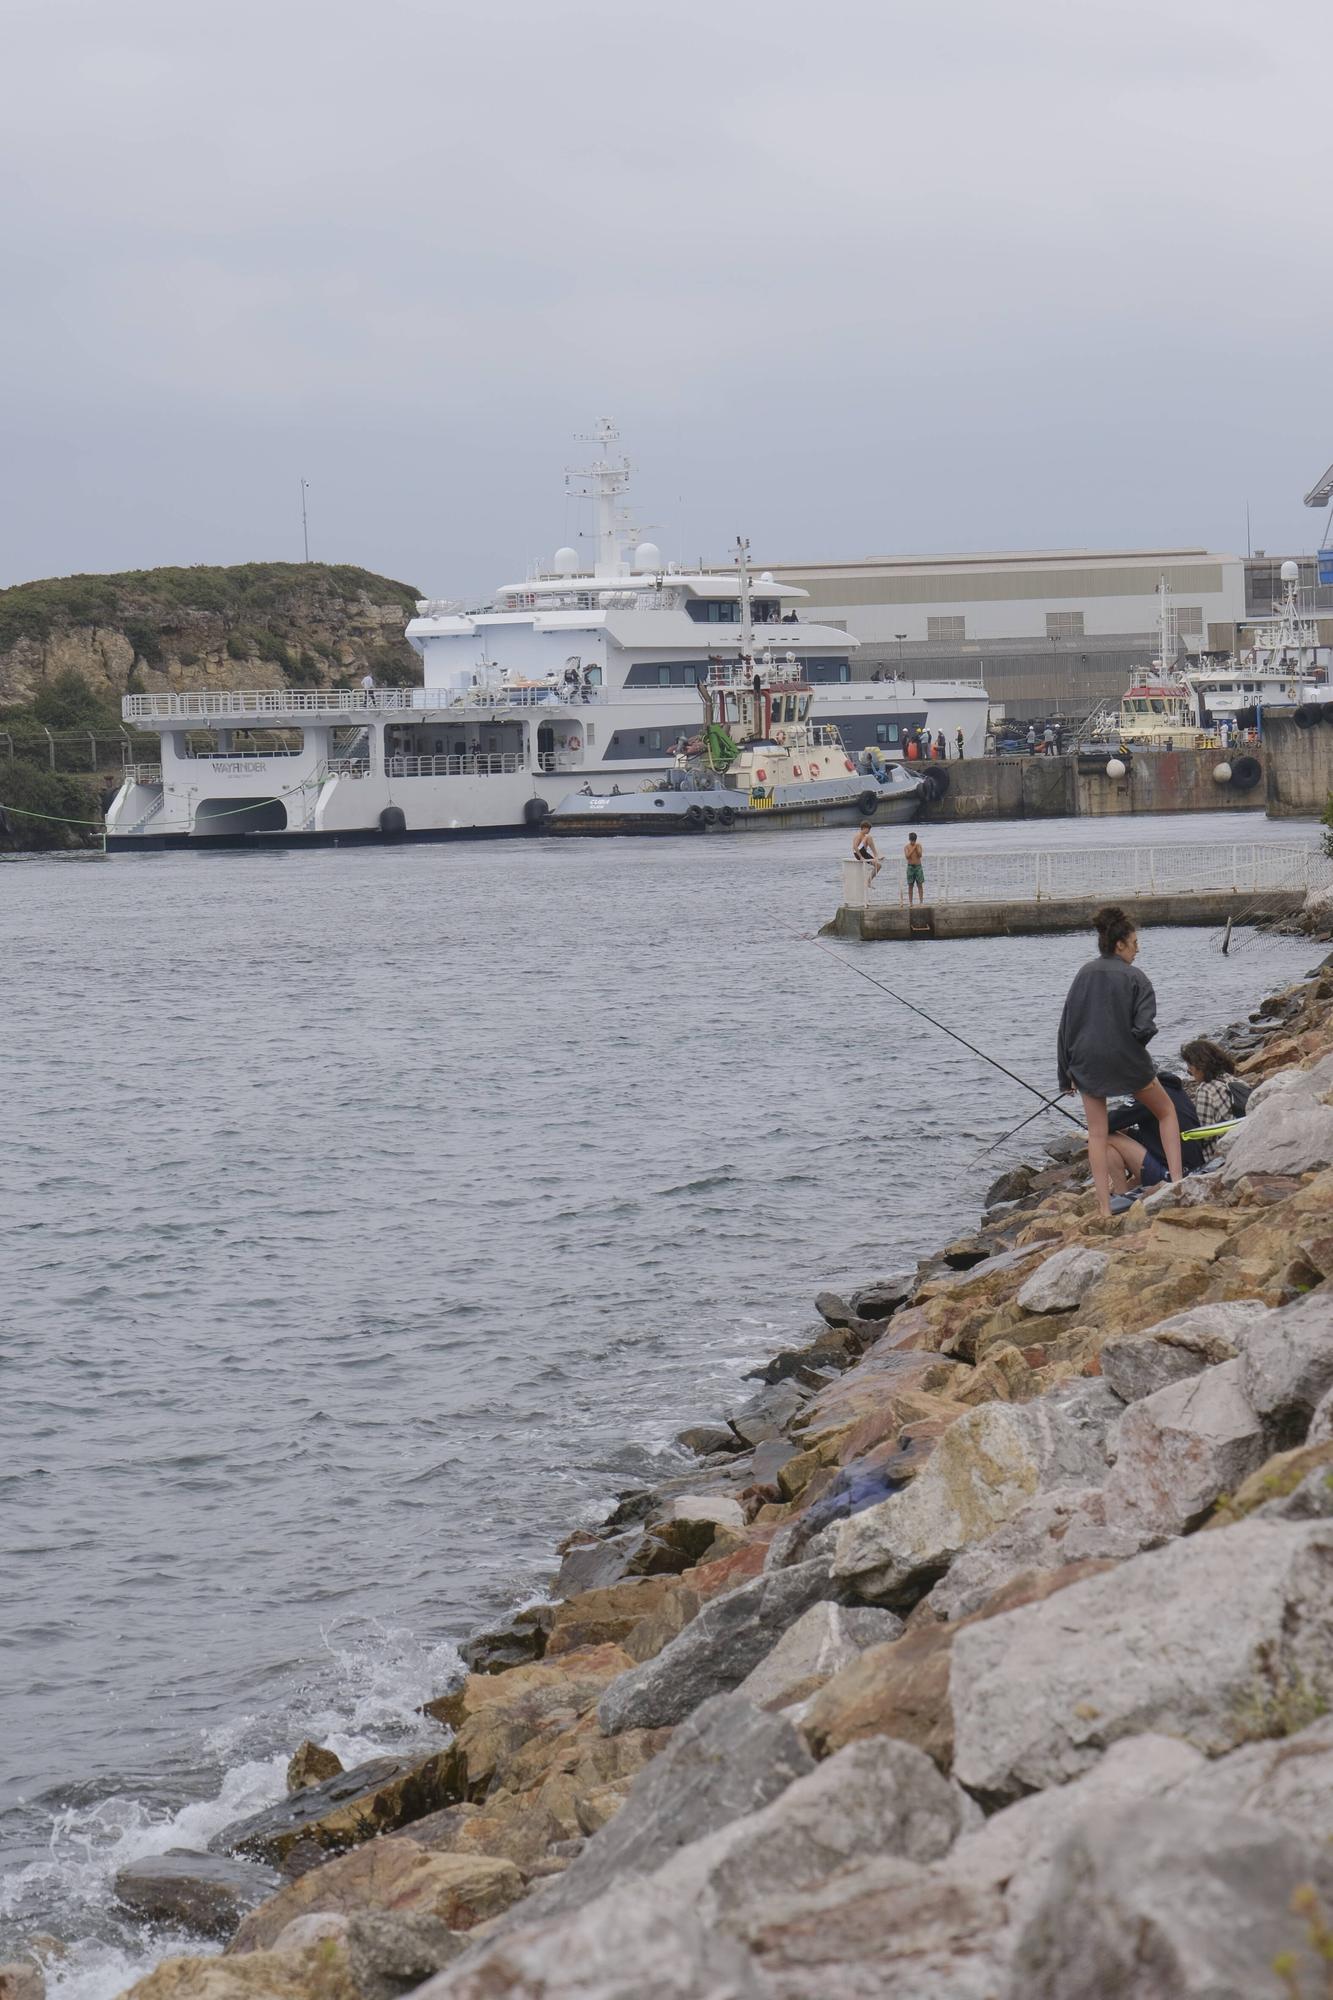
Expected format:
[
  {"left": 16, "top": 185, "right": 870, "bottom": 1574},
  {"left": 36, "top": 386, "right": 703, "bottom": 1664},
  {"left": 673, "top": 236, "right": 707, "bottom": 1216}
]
[{"left": 106, "top": 423, "right": 989, "bottom": 851}]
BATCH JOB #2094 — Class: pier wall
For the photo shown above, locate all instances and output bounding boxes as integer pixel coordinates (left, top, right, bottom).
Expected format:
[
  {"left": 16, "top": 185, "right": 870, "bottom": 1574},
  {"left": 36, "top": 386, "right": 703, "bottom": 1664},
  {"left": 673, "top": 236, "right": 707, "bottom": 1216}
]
[
  {"left": 1264, "top": 714, "right": 1333, "bottom": 819},
  {"left": 827, "top": 887, "right": 1306, "bottom": 942},
  {"left": 917, "top": 747, "right": 1265, "bottom": 823}
]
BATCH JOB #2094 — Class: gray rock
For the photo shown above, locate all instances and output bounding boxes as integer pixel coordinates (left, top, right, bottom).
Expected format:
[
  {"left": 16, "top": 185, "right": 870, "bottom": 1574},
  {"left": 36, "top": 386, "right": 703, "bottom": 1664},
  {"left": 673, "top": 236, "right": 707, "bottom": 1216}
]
[
  {"left": 1168, "top": 1716, "right": 1333, "bottom": 1837},
  {"left": 1098, "top": 1297, "right": 1272, "bottom": 1402},
  {"left": 1039, "top": 1376, "right": 1125, "bottom": 1459},
  {"left": 950, "top": 1519, "right": 1333, "bottom": 1802},
  {"left": 1044, "top": 1131, "right": 1087, "bottom": 1163},
  {"left": 814, "top": 1289, "right": 855, "bottom": 1328},
  {"left": 413, "top": 1879, "right": 772, "bottom": 1999},
  {"left": 948, "top": 1733, "right": 1204, "bottom": 1937},
  {"left": 1015, "top": 1245, "right": 1108, "bottom": 1314},
  {"left": 1259, "top": 1461, "right": 1333, "bottom": 1519},
  {"left": 727, "top": 1380, "right": 806, "bottom": 1446},
  {"left": 984, "top": 1166, "right": 1035, "bottom": 1207},
  {"left": 530, "top": 1694, "right": 814, "bottom": 1922},
  {"left": 1308, "top": 1382, "right": 1333, "bottom": 1446},
  {"left": 343, "top": 1910, "right": 466, "bottom": 1998},
  {"left": 1218, "top": 1091, "right": 1333, "bottom": 1181},
  {"left": 832, "top": 1399, "right": 1107, "bottom": 1605},
  {"left": 552, "top": 1532, "right": 644, "bottom": 1597},
  {"left": 208, "top": 1755, "right": 452, "bottom": 1865},
  {"left": 1101, "top": 1358, "right": 1271, "bottom": 1534},
  {"left": 849, "top": 1274, "right": 915, "bottom": 1319},
  {"left": 286, "top": 1741, "right": 344, "bottom": 1794},
  {"left": 114, "top": 1848, "right": 281, "bottom": 1937},
  {"left": 924, "top": 1488, "right": 1154, "bottom": 1623},
  {"left": 675, "top": 1423, "right": 741, "bottom": 1458},
  {"left": 1009, "top": 1801, "right": 1333, "bottom": 1999},
  {"left": 763, "top": 1516, "right": 840, "bottom": 1573},
  {"left": 735, "top": 1859, "right": 1006, "bottom": 1999},
  {"left": 733, "top": 1601, "right": 903, "bottom": 1710},
  {"left": 1236, "top": 1290, "right": 1333, "bottom": 1434},
  {"left": 651, "top": 1737, "right": 974, "bottom": 1922},
  {"left": 658, "top": 1491, "right": 745, "bottom": 1534},
  {"left": 597, "top": 1558, "right": 833, "bottom": 1733},
  {"left": 749, "top": 1439, "right": 798, "bottom": 1486}
]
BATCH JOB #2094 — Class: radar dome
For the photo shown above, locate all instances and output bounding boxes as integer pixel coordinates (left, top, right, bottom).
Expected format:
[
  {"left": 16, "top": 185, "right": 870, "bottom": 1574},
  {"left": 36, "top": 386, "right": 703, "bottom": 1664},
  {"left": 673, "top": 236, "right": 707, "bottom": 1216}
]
[
  {"left": 1281, "top": 559, "right": 1300, "bottom": 583},
  {"left": 760, "top": 571, "right": 775, "bottom": 584},
  {"left": 553, "top": 547, "right": 579, "bottom": 576},
  {"left": 633, "top": 542, "right": 662, "bottom": 572}
]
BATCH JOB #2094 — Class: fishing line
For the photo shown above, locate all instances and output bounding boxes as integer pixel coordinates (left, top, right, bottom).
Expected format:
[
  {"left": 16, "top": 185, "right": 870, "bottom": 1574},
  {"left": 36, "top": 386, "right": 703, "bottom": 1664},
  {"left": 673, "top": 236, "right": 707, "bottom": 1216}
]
[
  {"left": 966, "top": 1095, "right": 1075, "bottom": 1167},
  {"left": 804, "top": 933, "right": 1086, "bottom": 1129}
]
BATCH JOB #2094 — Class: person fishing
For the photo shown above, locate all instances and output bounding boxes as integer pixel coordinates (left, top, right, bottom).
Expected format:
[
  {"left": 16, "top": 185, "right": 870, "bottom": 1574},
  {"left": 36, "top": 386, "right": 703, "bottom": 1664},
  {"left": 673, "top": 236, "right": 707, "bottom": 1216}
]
[
  {"left": 1056, "top": 905, "right": 1183, "bottom": 1218},
  {"left": 852, "top": 821, "right": 881, "bottom": 882},
  {"left": 1105, "top": 1069, "right": 1205, "bottom": 1203}
]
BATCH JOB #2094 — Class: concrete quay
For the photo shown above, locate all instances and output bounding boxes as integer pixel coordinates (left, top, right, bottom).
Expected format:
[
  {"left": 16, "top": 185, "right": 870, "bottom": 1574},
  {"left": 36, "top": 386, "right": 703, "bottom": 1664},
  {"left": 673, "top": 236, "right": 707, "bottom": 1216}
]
[
  {"left": 920, "top": 745, "right": 1264, "bottom": 821},
  {"left": 825, "top": 887, "right": 1306, "bottom": 942}
]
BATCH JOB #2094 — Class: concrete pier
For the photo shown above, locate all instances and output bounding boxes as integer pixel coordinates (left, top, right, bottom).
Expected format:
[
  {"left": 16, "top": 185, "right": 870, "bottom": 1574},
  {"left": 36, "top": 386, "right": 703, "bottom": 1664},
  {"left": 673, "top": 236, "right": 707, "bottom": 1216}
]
[
  {"left": 1263, "top": 711, "right": 1333, "bottom": 818},
  {"left": 825, "top": 887, "right": 1307, "bottom": 942}
]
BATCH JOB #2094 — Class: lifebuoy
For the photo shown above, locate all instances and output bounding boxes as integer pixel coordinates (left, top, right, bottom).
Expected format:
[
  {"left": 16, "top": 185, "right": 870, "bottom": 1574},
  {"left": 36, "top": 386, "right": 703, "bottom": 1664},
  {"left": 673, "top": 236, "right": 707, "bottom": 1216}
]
[
  {"left": 809, "top": 761, "right": 821, "bottom": 777},
  {"left": 567, "top": 735, "right": 581, "bottom": 752},
  {"left": 774, "top": 729, "right": 787, "bottom": 745},
  {"left": 755, "top": 768, "right": 767, "bottom": 781},
  {"left": 844, "top": 759, "right": 854, "bottom": 772}
]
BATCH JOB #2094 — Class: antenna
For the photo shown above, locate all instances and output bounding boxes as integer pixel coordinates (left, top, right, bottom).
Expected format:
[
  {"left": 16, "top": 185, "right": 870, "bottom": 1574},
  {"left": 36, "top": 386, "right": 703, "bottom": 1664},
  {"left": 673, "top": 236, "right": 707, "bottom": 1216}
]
[
  {"left": 300, "top": 478, "right": 310, "bottom": 563},
  {"left": 735, "top": 536, "right": 754, "bottom": 660},
  {"left": 566, "top": 419, "right": 633, "bottom": 576}
]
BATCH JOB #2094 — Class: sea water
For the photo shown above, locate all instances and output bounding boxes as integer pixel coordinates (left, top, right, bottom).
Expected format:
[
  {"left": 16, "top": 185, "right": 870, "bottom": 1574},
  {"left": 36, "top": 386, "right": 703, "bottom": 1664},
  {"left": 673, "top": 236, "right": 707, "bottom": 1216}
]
[{"left": 0, "top": 813, "right": 1319, "bottom": 1996}]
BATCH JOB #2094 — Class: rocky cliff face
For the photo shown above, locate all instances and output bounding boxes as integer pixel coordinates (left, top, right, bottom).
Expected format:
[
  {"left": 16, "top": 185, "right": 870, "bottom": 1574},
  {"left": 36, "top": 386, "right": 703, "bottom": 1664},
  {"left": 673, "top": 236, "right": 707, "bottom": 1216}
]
[{"left": 0, "top": 563, "right": 423, "bottom": 707}]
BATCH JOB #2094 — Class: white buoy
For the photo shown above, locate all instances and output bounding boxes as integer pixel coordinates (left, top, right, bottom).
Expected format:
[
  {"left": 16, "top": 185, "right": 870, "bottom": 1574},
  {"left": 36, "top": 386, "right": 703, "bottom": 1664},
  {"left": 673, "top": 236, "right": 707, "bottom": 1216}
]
[
  {"left": 1106, "top": 757, "right": 1127, "bottom": 779},
  {"left": 1213, "top": 761, "right": 1233, "bottom": 783}
]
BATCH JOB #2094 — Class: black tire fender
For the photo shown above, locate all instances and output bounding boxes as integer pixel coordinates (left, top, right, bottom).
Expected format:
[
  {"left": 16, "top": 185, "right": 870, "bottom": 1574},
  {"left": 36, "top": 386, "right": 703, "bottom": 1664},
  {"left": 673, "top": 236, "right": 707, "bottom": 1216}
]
[
  {"left": 1294, "top": 705, "right": 1321, "bottom": 729},
  {"left": 523, "top": 796, "right": 550, "bottom": 826},
  {"left": 1230, "top": 755, "right": 1262, "bottom": 792},
  {"left": 685, "top": 803, "right": 706, "bottom": 826},
  {"left": 702, "top": 805, "right": 717, "bottom": 824},
  {"left": 379, "top": 805, "right": 407, "bottom": 836},
  {"left": 857, "top": 790, "right": 880, "bottom": 816},
  {"left": 717, "top": 805, "right": 736, "bottom": 828}
]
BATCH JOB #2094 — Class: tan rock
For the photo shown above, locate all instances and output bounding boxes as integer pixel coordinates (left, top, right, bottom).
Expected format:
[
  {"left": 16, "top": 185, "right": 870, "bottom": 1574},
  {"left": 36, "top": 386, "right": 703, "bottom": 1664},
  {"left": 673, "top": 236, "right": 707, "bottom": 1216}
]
[
  {"left": 422, "top": 1643, "right": 632, "bottom": 1732},
  {"left": 0, "top": 1967, "right": 44, "bottom": 2000},
  {"left": 229, "top": 1841, "right": 522, "bottom": 1953},
  {"left": 953, "top": 1345, "right": 1033, "bottom": 1405},
  {"left": 286, "top": 1743, "right": 344, "bottom": 1794},
  {"left": 543, "top": 1577, "right": 686, "bottom": 1658},
  {"left": 129, "top": 1941, "right": 358, "bottom": 2000},
  {"left": 1210, "top": 1441, "right": 1333, "bottom": 1526}
]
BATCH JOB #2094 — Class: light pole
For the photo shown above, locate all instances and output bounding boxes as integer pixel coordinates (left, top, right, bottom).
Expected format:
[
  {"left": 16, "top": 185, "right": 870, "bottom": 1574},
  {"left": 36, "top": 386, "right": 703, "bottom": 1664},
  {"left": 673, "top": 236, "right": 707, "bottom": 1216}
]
[{"left": 301, "top": 479, "right": 310, "bottom": 563}]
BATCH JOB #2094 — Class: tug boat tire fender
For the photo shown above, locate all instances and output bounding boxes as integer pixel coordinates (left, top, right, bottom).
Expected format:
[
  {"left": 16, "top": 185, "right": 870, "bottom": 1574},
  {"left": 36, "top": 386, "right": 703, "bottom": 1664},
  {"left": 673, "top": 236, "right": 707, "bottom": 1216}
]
[
  {"left": 685, "top": 803, "right": 706, "bottom": 827},
  {"left": 524, "top": 797, "right": 551, "bottom": 826},
  {"left": 918, "top": 766, "right": 951, "bottom": 802},
  {"left": 717, "top": 805, "right": 736, "bottom": 828},
  {"left": 379, "top": 805, "right": 407, "bottom": 837},
  {"left": 857, "top": 790, "right": 880, "bottom": 816},
  {"left": 1229, "top": 754, "right": 1262, "bottom": 792}
]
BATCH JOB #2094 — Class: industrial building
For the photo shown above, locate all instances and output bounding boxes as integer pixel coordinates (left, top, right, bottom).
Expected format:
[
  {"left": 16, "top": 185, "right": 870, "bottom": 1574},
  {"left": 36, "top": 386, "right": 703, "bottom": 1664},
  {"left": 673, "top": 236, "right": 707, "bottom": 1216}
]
[{"left": 762, "top": 545, "right": 1333, "bottom": 724}]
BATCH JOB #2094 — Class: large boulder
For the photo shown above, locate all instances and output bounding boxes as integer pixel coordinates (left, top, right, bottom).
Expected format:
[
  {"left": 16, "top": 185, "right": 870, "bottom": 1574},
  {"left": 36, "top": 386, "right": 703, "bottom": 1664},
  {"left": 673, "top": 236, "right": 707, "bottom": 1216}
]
[
  {"left": 121, "top": 1940, "right": 359, "bottom": 2000},
  {"left": 1015, "top": 1246, "right": 1108, "bottom": 1315},
  {"left": 1218, "top": 1093, "right": 1333, "bottom": 1181},
  {"left": 340, "top": 1911, "right": 465, "bottom": 1999},
  {"left": 1235, "top": 1289, "right": 1333, "bottom": 1435},
  {"left": 1101, "top": 1359, "right": 1271, "bottom": 1535},
  {"left": 950, "top": 1519, "right": 1333, "bottom": 1802},
  {"left": 114, "top": 1850, "right": 281, "bottom": 1939},
  {"left": 1099, "top": 1299, "right": 1271, "bottom": 1403},
  {"left": 924, "top": 1489, "right": 1153, "bottom": 1623},
  {"left": 209, "top": 1756, "right": 460, "bottom": 1867},
  {"left": 1009, "top": 1801, "right": 1333, "bottom": 1999},
  {"left": 832, "top": 1400, "right": 1108, "bottom": 1605},
  {"left": 947, "top": 1733, "right": 1204, "bottom": 1937},
  {"left": 733, "top": 1601, "right": 903, "bottom": 1712},
  {"left": 1168, "top": 1716, "right": 1333, "bottom": 1835},
  {"left": 228, "top": 1842, "right": 523, "bottom": 1953},
  {"left": 596, "top": 1559, "right": 832, "bottom": 1733},
  {"left": 521, "top": 1694, "right": 813, "bottom": 1925}
]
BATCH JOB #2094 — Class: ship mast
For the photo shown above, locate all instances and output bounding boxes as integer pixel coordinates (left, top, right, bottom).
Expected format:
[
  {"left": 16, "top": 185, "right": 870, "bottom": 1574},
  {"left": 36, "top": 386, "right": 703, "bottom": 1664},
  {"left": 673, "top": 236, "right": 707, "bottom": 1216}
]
[
  {"left": 1157, "top": 574, "right": 1178, "bottom": 681},
  {"left": 566, "top": 419, "right": 632, "bottom": 577},
  {"left": 735, "top": 535, "right": 755, "bottom": 663}
]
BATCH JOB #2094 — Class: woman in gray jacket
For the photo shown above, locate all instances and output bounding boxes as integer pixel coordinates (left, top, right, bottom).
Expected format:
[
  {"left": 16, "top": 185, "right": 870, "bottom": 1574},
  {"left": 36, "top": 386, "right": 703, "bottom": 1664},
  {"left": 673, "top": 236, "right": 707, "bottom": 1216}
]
[{"left": 1057, "top": 905, "right": 1184, "bottom": 1217}]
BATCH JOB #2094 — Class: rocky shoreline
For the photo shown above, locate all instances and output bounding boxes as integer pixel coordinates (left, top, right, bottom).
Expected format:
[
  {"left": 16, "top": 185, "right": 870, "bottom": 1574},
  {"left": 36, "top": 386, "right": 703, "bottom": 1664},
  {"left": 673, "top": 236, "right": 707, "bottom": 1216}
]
[{"left": 12, "top": 924, "right": 1333, "bottom": 2000}]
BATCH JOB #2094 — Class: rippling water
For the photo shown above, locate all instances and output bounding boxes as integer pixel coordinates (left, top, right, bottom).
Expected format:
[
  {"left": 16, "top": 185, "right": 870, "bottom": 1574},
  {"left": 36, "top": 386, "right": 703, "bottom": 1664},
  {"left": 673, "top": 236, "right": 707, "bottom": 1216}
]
[{"left": 0, "top": 813, "right": 1320, "bottom": 1996}]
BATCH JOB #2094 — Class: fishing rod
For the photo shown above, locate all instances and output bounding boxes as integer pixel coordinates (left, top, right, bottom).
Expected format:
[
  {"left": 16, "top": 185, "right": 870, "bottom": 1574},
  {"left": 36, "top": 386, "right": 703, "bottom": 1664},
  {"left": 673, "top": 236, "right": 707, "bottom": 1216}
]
[
  {"left": 967, "top": 1095, "right": 1072, "bottom": 1167},
  {"left": 806, "top": 934, "right": 1086, "bottom": 1130}
]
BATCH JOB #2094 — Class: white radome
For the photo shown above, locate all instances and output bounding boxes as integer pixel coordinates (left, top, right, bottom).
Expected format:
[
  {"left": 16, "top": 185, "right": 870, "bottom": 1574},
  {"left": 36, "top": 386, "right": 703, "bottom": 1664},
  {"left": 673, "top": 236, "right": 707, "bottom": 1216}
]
[
  {"left": 1213, "top": 761, "right": 1233, "bottom": 783},
  {"left": 633, "top": 541, "right": 662, "bottom": 572},
  {"left": 1106, "top": 757, "right": 1127, "bottom": 779},
  {"left": 553, "top": 546, "right": 579, "bottom": 575},
  {"left": 1280, "top": 559, "right": 1300, "bottom": 584}
]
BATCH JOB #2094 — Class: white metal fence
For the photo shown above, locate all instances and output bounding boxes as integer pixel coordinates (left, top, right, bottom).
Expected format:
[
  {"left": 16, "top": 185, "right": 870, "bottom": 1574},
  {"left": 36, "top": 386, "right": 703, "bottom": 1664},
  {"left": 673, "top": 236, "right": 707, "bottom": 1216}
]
[
  {"left": 385, "top": 753, "right": 525, "bottom": 778},
  {"left": 845, "top": 840, "right": 1333, "bottom": 908}
]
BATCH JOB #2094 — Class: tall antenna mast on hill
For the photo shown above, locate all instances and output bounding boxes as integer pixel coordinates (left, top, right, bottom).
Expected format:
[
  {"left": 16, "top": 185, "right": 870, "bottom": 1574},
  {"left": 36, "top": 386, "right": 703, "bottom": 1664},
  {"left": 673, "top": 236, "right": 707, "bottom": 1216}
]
[{"left": 301, "top": 479, "right": 310, "bottom": 563}]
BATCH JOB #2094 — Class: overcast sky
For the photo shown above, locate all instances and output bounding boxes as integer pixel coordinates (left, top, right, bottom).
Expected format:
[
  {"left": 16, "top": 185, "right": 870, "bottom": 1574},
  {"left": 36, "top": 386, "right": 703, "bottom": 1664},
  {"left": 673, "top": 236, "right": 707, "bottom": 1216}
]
[{"left": 3, "top": 0, "right": 1331, "bottom": 597}]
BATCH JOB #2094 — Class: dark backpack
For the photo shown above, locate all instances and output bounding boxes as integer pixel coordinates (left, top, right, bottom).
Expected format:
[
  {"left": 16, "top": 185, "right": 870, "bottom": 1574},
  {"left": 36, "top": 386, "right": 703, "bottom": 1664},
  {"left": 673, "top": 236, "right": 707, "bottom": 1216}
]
[{"left": 1227, "top": 1077, "right": 1253, "bottom": 1117}]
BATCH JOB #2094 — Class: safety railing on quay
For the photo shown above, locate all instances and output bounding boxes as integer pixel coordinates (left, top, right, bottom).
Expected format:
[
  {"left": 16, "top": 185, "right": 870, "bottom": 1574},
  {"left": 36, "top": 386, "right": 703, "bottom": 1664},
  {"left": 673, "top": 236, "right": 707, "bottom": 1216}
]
[{"left": 856, "top": 840, "right": 1333, "bottom": 908}]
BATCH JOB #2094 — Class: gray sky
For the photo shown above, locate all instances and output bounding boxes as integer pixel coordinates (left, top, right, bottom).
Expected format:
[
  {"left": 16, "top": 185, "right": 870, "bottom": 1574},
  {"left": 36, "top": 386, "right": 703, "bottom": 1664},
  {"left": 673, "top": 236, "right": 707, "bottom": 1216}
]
[{"left": 3, "top": 0, "right": 1331, "bottom": 596}]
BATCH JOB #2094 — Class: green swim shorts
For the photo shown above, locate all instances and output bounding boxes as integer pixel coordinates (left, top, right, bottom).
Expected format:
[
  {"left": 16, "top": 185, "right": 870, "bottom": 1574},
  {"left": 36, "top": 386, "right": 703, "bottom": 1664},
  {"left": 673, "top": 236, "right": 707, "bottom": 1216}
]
[{"left": 906, "top": 863, "right": 925, "bottom": 887}]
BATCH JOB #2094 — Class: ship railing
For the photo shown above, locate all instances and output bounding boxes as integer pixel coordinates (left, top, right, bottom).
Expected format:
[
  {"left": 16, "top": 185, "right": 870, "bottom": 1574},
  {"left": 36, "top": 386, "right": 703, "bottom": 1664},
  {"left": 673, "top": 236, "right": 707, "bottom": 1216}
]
[
  {"left": 385, "top": 753, "right": 525, "bottom": 778},
  {"left": 123, "top": 689, "right": 434, "bottom": 720},
  {"left": 326, "top": 758, "right": 371, "bottom": 777},
  {"left": 121, "top": 762, "right": 162, "bottom": 785},
  {"left": 853, "top": 840, "right": 1333, "bottom": 908}
]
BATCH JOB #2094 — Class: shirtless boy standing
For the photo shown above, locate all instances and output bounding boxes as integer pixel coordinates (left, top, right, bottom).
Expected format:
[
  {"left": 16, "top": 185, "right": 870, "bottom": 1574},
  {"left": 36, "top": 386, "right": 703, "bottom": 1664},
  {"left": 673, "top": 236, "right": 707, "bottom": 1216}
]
[{"left": 904, "top": 834, "right": 925, "bottom": 904}]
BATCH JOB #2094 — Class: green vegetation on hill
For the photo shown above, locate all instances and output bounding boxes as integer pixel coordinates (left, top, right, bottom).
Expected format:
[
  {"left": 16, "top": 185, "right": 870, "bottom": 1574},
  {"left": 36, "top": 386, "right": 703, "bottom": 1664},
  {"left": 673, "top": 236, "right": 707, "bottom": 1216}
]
[
  {"left": 0, "top": 762, "right": 103, "bottom": 851},
  {"left": 0, "top": 562, "right": 422, "bottom": 654}
]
